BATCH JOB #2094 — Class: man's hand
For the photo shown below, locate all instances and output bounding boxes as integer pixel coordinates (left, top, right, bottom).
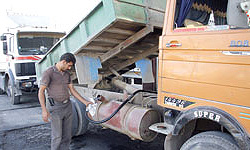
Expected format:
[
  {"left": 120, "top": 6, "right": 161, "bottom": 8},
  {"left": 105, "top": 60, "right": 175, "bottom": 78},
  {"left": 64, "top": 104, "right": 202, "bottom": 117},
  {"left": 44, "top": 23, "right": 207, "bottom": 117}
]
[
  {"left": 42, "top": 110, "right": 51, "bottom": 122},
  {"left": 85, "top": 101, "right": 94, "bottom": 107},
  {"left": 39, "top": 85, "right": 50, "bottom": 122}
]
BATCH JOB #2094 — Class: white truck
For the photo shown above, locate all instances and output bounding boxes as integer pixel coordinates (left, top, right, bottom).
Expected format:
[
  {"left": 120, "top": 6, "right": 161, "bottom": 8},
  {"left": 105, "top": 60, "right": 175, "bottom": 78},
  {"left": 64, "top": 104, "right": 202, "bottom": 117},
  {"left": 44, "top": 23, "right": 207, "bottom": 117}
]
[{"left": 0, "top": 25, "right": 64, "bottom": 104}]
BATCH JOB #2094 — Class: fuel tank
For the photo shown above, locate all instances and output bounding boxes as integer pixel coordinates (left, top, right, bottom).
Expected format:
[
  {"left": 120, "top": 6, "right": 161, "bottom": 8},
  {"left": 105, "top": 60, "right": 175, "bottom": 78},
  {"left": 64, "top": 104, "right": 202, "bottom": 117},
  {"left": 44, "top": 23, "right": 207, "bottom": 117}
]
[{"left": 94, "top": 100, "right": 160, "bottom": 142}]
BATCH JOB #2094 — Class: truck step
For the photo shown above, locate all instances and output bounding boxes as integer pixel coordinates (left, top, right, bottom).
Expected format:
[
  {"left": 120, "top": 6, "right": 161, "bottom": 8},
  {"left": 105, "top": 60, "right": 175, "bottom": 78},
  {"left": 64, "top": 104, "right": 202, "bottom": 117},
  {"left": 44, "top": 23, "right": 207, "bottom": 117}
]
[{"left": 149, "top": 122, "right": 174, "bottom": 135}]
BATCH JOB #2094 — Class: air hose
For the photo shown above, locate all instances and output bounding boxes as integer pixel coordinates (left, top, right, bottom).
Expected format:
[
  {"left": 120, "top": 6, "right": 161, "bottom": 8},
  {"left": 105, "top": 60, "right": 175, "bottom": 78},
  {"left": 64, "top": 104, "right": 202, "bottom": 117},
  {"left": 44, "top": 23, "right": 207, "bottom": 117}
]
[{"left": 85, "top": 90, "right": 157, "bottom": 124}]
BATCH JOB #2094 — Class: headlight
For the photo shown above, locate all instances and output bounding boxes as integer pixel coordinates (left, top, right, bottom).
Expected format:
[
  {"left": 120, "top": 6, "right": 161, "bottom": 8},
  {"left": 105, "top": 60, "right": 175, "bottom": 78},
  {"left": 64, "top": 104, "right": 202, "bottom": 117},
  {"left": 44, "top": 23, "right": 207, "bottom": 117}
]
[
  {"left": 33, "top": 81, "right": 38, "bottom": 85},
  {"left": 22, "top": 82, "right": 32, "bottom": 88}
]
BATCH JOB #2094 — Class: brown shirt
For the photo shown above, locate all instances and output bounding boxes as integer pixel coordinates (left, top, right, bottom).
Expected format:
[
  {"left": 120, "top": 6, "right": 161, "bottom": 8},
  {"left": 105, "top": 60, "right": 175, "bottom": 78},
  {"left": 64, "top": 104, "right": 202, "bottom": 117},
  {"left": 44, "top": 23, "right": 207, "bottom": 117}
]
[{"left": 40, "top": 66, "right": 72, "bottom": 102}]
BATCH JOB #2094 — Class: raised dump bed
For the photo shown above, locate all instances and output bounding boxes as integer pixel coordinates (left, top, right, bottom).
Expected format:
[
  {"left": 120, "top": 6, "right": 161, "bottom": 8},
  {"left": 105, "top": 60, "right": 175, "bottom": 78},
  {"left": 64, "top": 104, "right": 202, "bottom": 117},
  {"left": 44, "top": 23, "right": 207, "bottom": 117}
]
[{"left": 36, "top": 0, "right": 166, "bottom": 87}]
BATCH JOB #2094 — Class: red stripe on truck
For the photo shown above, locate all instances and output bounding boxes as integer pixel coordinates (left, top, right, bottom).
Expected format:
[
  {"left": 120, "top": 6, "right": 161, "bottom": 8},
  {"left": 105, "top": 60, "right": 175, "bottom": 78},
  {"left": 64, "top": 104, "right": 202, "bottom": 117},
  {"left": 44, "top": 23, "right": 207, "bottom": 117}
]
[{"left": 14, "top": 56, "right": 41, "bottom": 61}]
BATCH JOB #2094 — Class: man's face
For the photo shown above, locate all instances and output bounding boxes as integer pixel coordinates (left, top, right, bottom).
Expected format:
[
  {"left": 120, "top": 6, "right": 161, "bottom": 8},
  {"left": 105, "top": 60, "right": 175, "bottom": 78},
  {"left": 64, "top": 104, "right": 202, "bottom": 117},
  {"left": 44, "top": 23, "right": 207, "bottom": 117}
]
[{"left": 62, "top": 61, "right": 74, "bottom": 71}]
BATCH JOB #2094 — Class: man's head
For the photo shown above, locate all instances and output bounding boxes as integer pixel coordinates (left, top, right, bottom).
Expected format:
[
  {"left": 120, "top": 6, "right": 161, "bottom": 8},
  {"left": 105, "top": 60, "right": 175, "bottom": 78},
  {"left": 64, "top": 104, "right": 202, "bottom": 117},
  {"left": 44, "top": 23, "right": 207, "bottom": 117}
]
[{"left": 59, "top": 53, "right": 76, "bottom": 71}]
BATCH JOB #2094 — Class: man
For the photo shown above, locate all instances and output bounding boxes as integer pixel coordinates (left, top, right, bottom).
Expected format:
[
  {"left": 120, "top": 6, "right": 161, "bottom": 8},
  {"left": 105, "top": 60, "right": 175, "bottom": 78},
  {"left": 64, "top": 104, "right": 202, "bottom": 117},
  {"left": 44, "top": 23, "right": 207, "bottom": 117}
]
[{"left": 38, "top": 52, "right": 92, "bottom": 150}]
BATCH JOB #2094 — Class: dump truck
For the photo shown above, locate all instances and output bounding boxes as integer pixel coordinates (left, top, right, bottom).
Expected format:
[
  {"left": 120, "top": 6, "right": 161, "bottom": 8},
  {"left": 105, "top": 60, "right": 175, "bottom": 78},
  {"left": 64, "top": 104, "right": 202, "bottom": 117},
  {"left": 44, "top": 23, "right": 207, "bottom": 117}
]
[
  {"left": 36, "top": 0, "right": 250, "bottom": 149},
  {"left": 0, "top": 13, "right": 65, "bottom": 104}
]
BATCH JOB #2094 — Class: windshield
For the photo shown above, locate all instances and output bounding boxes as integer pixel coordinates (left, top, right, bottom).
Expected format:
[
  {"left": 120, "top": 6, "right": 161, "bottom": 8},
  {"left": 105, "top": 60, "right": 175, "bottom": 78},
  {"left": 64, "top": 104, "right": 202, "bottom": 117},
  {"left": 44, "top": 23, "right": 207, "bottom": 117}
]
[
  {"left": 17, "top": 32, "right": 64, "bottom": 55},
  {"left": 174, "top": 0, "right": 250, "bottom": 30}
]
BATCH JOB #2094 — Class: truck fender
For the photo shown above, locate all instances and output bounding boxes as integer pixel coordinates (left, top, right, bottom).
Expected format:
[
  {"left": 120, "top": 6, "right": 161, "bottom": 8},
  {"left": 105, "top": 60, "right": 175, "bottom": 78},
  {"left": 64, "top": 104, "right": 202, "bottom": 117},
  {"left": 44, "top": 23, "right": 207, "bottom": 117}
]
[{"left": 173, "top": 106, "right": 250, "bottom": 149}]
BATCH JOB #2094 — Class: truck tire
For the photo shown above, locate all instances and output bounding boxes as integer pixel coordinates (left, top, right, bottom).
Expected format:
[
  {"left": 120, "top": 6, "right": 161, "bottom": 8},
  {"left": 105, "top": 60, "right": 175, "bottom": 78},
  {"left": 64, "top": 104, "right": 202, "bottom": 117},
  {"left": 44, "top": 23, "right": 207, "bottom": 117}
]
[
  {"left": 180, "top": 131, "right": 239, "bottom": 150},
  {"left": 71, "top": 98, "right": 89, "bottom": 136},
  {"left": 0, "top": 89, "right": 4, "bottom": 95},
  {"left": 71, "top": 100, "right": 79, "bottom": 136},
  {"left": 7, "top": 79, "right": 20, "bottom": 105}
]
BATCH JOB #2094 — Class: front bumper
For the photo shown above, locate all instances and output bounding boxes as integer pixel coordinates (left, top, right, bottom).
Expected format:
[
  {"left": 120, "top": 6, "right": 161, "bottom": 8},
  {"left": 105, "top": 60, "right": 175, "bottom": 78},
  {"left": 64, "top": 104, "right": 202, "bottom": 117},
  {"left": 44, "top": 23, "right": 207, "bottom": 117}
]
[{"left": 16, "top": 78, "right": 38, "bottom": 92}]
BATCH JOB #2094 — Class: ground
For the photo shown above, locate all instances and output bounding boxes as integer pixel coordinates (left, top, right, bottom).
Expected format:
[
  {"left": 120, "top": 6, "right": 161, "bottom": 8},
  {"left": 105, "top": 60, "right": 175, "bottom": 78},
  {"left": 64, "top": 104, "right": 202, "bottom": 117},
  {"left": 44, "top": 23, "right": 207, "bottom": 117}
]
[{"left": 0, "top": 94, "right": 164, "bottom": 150}]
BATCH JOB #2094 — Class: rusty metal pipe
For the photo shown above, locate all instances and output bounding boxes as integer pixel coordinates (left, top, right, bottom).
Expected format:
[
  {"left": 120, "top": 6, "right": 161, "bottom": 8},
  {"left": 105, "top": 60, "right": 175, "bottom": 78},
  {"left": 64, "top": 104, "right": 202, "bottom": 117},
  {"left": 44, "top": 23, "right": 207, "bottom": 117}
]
[{"left": 111, "top": 78, "right": 139, "bottom": 94}]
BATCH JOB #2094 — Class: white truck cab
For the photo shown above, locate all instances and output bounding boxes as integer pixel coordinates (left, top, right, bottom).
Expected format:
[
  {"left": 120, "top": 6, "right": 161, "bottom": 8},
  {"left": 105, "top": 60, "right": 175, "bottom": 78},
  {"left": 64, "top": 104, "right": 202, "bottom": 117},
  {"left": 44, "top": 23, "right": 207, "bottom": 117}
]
[{"left": 0, "top": 27, "right": 64, "bottom": 104}]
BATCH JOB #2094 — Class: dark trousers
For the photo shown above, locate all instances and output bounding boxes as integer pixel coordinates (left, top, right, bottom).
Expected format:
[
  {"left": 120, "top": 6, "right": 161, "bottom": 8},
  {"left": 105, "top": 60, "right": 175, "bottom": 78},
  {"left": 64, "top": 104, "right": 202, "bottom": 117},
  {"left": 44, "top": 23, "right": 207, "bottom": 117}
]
[{"left": 49, "top": 101, "right": 72, "bottom": 150}]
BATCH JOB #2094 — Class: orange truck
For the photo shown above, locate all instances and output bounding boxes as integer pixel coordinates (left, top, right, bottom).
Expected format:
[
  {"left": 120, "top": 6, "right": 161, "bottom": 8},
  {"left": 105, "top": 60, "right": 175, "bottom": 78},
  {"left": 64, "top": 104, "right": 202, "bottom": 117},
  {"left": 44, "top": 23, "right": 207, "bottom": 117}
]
[
  {"left": 36, "top": 0, "right": 250, "bottom": 149},
  {"left": 152, "top": 0, "right": 250, "bottom": 149}
]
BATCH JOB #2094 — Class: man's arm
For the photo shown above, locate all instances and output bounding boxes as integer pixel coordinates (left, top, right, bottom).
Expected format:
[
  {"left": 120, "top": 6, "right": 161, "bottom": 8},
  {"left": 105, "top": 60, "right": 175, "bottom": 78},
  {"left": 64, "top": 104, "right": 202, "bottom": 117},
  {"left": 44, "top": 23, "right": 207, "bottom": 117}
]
[
  {"left": 38, "top": 85, "right": 50, "bottom": 122},
  {"left": 68, "top": 84, "right": 92, "bottom": 106}
]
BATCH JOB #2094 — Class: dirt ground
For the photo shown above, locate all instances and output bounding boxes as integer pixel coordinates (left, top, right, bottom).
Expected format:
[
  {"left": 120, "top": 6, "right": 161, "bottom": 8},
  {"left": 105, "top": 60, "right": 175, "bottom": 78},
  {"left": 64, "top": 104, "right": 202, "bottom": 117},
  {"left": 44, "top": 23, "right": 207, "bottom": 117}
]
[
  {"left": 0, "top": 123, "right": 165, "bottom": 150},
  {"left": 0, "top": 95, "right": 165, "bottom": 150}
]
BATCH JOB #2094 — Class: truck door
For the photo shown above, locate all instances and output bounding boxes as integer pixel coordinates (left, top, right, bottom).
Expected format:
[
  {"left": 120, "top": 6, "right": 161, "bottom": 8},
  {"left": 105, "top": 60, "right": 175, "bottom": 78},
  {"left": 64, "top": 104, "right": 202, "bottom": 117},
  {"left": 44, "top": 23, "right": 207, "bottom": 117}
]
[{"left": 159, "top": 0, "right": 250, "bottom": 134}]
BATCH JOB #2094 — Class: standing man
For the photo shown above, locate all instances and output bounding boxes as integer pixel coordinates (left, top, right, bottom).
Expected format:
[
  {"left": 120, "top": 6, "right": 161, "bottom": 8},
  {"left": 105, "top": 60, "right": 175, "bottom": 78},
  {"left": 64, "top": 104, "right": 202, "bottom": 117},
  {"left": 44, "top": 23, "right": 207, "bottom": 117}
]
[{"left": 38, "top": 52, "right": 92, "bottom": 150}]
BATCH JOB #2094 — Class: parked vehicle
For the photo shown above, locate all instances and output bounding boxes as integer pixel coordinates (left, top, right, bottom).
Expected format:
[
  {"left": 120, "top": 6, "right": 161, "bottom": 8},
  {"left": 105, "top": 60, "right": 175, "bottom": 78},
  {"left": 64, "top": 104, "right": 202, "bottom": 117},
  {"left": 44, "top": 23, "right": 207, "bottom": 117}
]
[
  {"left": 0, "top": 16, "right": 65, "bottom": 104},
  {"left": 36, "top": 0, "right": 250, "bottom": 149},
  {"left": 122, "top": 68, "right": 142, "bottom": 90}
]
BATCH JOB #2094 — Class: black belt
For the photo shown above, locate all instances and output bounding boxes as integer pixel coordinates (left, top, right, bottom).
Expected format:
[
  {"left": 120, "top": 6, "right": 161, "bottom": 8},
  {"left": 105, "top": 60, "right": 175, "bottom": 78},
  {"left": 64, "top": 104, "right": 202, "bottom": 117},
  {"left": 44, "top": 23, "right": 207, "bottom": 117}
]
[{"left": 48, "top": 98, "right": 69, "bottom": 106}]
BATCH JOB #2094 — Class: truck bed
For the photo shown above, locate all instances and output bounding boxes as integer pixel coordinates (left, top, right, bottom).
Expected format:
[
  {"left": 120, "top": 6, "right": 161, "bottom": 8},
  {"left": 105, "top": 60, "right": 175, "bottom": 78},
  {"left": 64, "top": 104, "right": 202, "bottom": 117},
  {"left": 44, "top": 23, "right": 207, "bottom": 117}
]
[{"left": 36, "top": 0, "right": 166, "bottom": 86}]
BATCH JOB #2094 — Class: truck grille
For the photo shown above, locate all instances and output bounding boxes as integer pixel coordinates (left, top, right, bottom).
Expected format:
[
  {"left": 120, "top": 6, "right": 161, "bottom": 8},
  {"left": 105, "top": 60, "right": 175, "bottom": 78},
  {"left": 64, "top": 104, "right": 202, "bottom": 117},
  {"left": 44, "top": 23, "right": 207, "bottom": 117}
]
[{"left": 15, "top": 62, "right": 36, "bottom": 76}]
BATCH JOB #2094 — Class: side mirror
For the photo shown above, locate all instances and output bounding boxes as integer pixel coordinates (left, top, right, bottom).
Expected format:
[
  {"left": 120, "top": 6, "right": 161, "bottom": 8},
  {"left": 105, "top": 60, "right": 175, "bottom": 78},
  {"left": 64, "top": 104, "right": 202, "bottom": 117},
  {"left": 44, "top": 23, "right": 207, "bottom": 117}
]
[
  {"left": 1, "top": 35, "right": 7, "bottom": 41},
  {"left": 240, "top": 1, "right": 250, "bottom": 26},
  {"left": 3, "top": 42, "right": 7, "bottom": 54},
  {"left": 227, "top": 0, "right": 249, "bottom": 28}
]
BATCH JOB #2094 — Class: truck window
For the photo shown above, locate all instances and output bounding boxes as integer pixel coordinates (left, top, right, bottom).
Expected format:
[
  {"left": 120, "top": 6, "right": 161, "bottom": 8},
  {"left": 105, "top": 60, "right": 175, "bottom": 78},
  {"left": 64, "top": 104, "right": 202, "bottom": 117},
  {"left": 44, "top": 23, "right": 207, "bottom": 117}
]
[
  {"left": 174, "top": 0, "right": 250, "bottom": 32},
  {"left": 9, "top": 36, "right": 14, "bottom": 53},
  {"left": 122, "top": 77, "right": 132, "bottom": 84},
  {"left": 17, "top": 35, "right": 60, "bottom": 55},
  {"left": 134, "top": 78, "right": 142, "bottom": 85},
  {"left": 9, "top": 37, "right": 12, "bottom": 52}
]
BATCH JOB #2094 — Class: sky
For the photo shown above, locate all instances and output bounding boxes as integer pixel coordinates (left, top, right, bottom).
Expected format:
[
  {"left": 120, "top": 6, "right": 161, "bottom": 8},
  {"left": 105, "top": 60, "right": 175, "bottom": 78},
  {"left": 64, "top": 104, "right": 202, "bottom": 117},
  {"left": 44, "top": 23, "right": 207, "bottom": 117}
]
[{"left": 0, "top": 0, "right": 100, "bottom": 33}]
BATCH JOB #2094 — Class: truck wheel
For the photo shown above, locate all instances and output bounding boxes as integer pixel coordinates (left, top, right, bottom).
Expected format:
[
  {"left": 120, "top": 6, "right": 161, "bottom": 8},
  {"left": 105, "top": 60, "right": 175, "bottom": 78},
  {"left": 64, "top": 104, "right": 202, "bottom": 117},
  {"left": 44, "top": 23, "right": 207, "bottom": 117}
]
[
  {"left": 180, "top": 131, "right": 239, "bottom": 150},
  {"left": 71, "top": 98, "right": 89, "bottom": 136},
  {"left": 71, "top": 100, "right": 79, "bottom": 136},
  {"left": 0, "top": 89, "right": 4, "bottom": 95},
  {"left": 7, "top": 79, "right": 20, "bottom": 105}
]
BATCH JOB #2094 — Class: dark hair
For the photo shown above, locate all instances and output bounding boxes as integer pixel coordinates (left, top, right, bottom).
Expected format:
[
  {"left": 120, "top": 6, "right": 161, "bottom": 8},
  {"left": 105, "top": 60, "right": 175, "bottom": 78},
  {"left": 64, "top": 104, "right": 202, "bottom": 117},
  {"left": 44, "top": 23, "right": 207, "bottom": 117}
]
[{"left": 60, "top": 53, "right": 76, "bottom": 65}]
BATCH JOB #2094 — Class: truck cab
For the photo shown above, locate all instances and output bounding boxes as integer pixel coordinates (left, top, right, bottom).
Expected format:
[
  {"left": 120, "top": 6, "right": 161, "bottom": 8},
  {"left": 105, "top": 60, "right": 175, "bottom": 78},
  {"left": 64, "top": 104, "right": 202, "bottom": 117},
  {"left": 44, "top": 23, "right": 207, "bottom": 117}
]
[
  {"left": 155, "top": 0, "right": 250, "bottom": 149},
  {"left": 0, "top": 28, "right": 65, "bottom": 104}
]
